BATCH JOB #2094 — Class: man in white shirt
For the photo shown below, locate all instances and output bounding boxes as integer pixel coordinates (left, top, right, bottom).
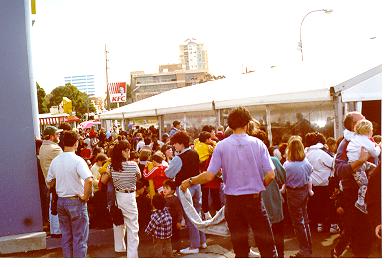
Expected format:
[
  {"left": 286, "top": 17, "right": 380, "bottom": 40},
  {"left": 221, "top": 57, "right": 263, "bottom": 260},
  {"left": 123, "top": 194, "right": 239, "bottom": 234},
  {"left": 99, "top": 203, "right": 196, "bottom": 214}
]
[{"left": 47, "top": 131, "right": 93, "bottom": 258}]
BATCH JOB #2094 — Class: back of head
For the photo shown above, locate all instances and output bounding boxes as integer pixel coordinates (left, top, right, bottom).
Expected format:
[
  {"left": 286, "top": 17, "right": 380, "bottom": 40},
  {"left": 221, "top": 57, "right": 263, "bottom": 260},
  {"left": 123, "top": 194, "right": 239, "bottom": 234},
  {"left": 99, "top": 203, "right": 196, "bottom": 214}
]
[
  {"left": 152, "top": 193, "right": 166, "bottom": 210},
  {"left": 95, "top": 153, "right": 108, "bottom": 162},
  {"left": 354, "top": 119, "right": 373, "bottom": 136},
  {"left": 170, "top": 131, "right": 190, "bottom": 148},
  {"left": 227, "top": 107, "right": 252, "bottom": 130},
  {"left": 315, "top": 132, "right": 326, "bottom": 145},
  {"left": 144, "top": 137, "right": 151, "bottom": 145},
  {"left": 139, "top": 148, "right": 152, "bottom": 161},
  {"left": 151, "top": 152, "right": 164, "bottom": 164},
  {"left": 130, "top": 151, "right": 139, "bottom": 161},
  {"left": 59, "top": 122, "right": 72, "bottom": 131},
  {"left": 287, "top": 136, "right": 305, "bottom": 162},
  {"left": 63, "top": 131, "right": 79, "bottom": 147},
  {"left": 198, "top": 131, "right": 211, "bottom": 143},
  {"left": 201, "top": 125, "right": 214, "bottom": 133}
]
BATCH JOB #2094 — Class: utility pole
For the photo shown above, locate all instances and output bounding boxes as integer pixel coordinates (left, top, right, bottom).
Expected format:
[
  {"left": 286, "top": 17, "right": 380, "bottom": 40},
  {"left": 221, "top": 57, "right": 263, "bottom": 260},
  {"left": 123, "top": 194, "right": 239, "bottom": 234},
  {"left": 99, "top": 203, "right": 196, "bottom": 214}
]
[{"left": 105, "top": 44, "right": 110, "bottom": 110}]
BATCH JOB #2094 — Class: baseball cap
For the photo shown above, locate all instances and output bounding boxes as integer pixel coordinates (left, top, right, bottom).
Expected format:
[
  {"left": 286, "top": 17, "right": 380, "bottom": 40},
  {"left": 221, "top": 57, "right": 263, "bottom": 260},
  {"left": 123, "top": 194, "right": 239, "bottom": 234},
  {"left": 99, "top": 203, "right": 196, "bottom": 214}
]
[{"left": 43, "top": 126, "right": 63, "bottom": 137}]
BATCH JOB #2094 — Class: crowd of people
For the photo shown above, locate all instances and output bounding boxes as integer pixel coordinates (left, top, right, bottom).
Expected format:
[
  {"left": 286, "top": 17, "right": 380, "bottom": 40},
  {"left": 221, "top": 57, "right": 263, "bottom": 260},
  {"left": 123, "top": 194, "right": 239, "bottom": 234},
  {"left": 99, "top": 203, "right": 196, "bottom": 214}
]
[{"left": 34, "top": 107, "right": 382, "bottom": 258}]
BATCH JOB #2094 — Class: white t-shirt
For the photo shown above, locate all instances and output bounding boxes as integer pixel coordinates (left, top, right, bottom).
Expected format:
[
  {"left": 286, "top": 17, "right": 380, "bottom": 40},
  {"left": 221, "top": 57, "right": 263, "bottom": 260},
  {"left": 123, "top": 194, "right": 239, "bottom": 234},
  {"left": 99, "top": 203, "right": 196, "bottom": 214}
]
[
  {"left": 47, "top": 152, "right": 93, "bottom": 197},
  {"left": 344, "top": 130, "right": 381, "bottom": 162}
]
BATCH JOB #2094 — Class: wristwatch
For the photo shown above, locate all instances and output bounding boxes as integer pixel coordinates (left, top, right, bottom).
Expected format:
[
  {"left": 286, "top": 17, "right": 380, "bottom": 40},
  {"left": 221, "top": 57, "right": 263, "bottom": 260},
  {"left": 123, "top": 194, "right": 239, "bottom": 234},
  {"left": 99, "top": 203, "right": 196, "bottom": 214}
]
[{"left": 188, "top": 177, "right": 193, "bottom": 186}]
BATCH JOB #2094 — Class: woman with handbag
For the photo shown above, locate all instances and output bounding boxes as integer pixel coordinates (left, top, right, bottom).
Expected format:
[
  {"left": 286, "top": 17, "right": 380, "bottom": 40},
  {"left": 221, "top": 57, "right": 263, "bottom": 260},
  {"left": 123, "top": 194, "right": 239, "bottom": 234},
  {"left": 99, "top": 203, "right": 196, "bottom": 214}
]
[{"left": 101, "top": 140, "right": 141, "bottom": 258}]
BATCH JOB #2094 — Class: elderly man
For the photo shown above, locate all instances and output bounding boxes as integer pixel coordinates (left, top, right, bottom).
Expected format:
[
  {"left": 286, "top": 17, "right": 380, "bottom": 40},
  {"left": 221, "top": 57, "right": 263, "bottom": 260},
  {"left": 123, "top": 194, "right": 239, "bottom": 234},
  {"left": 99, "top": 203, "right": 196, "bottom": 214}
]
[
  {"left": 39, "top": 126, "right": 63, "bottom": 238},
  {"left": 181, "top": 107, "right": 277, "bottom": 258},
  {"left": 47, "top": 131, "right": 93, "bottom": 258},
  {"left": 333, "top": 111, "right": 373, "bottom": 258}
]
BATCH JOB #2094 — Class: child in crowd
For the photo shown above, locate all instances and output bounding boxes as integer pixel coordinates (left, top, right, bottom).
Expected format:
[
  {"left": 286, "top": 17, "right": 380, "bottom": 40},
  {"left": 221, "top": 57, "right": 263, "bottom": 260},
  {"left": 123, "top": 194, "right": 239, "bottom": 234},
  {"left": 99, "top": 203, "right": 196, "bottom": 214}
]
[
  {"left": 194, "top": 131, "right": 222, "bottom": 217},
  {"left": 283, "top": 136, "right": 313, "bottom": 258},
  {"left": 344, "top": 119, "right": 381, "bottom": 213},
  {"left": 130, "top": 151, "right": 139, "bottom": 164},
  {"left": 143, "top": 152, "right": 168, "bottom": 194},
  {"left": 194, "top": 131, "right": 216, "bottom": 171},
  {"left": 163, "top": 180, "right": 184, "bottom": 253},
  {"left": 89, "top": 153, "right": 109, "bottom": 228},
  {"left": 145, "top": 193, "right": 173, "bottom": 257},
  {"left": 136, "top": 180, "right": 152, "bottom": 243}
]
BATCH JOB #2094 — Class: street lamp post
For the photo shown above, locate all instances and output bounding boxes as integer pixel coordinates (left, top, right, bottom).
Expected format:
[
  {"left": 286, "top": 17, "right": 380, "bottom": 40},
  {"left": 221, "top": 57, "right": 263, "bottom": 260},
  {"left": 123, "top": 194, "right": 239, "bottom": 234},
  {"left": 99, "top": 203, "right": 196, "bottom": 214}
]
[{"left": 299, "top": 9, "right": 333, "bottom": 62}]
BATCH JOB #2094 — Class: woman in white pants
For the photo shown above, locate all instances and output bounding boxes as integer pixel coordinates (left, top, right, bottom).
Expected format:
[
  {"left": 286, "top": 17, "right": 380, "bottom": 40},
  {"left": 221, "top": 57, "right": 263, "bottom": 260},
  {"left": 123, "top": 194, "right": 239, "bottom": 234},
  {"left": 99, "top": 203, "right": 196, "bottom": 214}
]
[{"left": 103, "top": 140, "right": 141, "bottom": 258}]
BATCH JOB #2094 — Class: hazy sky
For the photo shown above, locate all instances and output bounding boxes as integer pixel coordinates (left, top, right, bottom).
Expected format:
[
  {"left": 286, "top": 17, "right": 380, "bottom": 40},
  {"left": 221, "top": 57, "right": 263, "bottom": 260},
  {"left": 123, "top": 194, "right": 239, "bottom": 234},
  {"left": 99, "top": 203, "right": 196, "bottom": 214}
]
[{"left": 31, "top": 0, "right": 382, "bottom": 96}]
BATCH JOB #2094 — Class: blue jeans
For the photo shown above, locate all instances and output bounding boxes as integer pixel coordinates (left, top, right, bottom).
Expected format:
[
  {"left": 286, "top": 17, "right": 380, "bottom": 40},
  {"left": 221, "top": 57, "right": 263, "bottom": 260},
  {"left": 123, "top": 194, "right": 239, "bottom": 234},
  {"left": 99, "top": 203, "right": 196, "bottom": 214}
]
[
  {"left": 286, "top": 186, "right": 312, "bottom": 256},
  {"left": 177, "top": 184, "right": 206, "bottom": 248},
  {"left": 57, "top": 197, "right": 89, "bottom": 258}
]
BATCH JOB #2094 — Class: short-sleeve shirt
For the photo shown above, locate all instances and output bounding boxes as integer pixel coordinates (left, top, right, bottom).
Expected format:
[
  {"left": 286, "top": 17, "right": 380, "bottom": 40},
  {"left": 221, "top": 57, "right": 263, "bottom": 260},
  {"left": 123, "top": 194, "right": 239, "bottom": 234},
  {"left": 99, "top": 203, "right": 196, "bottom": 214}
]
[
  {"left": 110, "top": 161, "right": 141, "bottom": 191},
  {"left": 47, "top": 152, "right": 93, "bottom": 197},
  {"left": 207, "top": 133, "right": 274, "bottom": 195},
  {"left": 283, "top": 159, "right": 313, "bottom": 188}
]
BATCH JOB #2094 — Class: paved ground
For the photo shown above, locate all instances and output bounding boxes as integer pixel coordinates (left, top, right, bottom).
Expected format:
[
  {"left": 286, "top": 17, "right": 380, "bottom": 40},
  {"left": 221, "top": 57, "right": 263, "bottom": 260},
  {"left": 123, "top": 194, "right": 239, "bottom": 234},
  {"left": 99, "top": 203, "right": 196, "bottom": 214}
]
[{"left": 1, "top": 227, "right": 381, "bottom": 258}]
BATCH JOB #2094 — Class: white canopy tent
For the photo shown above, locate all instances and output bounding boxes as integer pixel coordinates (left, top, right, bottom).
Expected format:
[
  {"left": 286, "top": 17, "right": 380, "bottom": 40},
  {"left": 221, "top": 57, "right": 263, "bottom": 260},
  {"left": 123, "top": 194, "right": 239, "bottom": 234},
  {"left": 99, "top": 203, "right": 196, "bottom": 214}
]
[
  {"left": 99, "top": 63, "right": 381, "bottom": 120},
  {"left": 341, "top": 71, "right": 382, "bottom": 102}
]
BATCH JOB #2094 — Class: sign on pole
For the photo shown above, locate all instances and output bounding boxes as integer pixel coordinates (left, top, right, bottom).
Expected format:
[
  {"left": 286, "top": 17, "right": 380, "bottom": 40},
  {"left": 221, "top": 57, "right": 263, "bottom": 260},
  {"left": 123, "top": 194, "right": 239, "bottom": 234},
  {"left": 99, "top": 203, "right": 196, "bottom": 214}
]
[{"left": 108, "top": 82, "right": 127, "bottom": 103}]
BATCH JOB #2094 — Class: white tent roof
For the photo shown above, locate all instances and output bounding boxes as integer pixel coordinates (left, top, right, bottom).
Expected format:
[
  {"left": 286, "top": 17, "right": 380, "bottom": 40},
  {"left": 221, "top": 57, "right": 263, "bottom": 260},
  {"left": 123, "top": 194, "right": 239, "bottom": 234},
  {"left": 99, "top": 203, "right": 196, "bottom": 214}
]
[
  {"left": 99, "top": 63, "right": 381, "bottom": 120},
  {"left": 339, "top": 66, "right": 382, "bottom": 102}
]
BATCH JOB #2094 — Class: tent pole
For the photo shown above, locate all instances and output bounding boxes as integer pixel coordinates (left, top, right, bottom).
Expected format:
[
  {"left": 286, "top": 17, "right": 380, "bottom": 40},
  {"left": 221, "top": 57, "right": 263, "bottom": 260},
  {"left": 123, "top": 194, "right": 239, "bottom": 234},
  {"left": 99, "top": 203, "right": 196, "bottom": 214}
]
[{"left": 265, "top": 105, "right": 273, "bottom": 146}]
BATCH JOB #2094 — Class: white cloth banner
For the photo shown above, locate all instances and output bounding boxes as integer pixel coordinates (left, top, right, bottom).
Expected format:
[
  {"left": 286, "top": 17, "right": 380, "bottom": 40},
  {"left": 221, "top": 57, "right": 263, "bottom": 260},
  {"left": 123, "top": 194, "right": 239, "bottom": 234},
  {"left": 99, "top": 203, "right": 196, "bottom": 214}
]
[{"left": 178, "top": 187, "right": 230, "bottom": 237}]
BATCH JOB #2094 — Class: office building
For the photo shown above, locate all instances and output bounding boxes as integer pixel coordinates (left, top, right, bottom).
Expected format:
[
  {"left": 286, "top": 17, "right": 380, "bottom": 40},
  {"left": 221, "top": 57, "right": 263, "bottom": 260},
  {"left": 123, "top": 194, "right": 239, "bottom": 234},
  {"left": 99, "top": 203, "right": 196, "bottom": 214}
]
[{"left": 64, "top": 74, "right": 96, "bottom": 96}]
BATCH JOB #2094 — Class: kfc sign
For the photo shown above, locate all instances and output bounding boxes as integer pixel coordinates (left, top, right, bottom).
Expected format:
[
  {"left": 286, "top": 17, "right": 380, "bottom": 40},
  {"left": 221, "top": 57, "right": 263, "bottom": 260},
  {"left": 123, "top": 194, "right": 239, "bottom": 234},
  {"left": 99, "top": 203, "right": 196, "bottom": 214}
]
[{"left": 108, "top": 82, "right": 127, "bottom": 103}]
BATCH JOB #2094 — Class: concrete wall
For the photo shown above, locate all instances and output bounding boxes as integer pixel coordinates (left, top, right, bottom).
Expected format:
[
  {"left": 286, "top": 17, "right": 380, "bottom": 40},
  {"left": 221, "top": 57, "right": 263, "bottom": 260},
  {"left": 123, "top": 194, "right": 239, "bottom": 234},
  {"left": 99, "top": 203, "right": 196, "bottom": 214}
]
[{"left": 0, "top": 0, "right": 42, "bottom": 236}]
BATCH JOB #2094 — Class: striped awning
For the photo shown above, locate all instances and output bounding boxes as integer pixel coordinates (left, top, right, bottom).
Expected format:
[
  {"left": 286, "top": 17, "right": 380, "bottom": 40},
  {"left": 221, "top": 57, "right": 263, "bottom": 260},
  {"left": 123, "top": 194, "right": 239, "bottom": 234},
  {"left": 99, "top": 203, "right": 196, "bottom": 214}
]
[{"left": 38, "top": 113, "right": 69, "bottom": 126}]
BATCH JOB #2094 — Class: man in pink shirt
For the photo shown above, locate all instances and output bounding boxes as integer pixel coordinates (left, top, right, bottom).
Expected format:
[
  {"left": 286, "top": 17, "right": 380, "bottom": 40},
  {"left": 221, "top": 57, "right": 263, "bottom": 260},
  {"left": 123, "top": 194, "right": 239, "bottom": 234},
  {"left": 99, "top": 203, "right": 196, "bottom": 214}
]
[{"left": 181, "top": 107, "right": 277, "bottom": 258}]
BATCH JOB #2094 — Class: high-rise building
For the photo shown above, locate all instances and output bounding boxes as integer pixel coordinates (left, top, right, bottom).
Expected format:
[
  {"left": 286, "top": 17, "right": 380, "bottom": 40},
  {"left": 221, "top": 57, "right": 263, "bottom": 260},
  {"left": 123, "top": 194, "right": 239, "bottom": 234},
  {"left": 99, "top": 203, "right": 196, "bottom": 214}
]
[
  {"left": 179, "top": 38, "right": 208, "bottom": 72},
  {"left": 64, "top": 74, "right": 96, "bottom": 96}
]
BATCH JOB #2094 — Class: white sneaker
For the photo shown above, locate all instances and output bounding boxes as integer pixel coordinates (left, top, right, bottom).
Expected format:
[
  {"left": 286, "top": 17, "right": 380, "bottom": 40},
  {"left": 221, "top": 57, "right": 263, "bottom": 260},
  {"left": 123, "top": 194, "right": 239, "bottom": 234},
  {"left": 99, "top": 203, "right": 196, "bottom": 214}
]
[
  {"left": 330, "top": 224, "right": 340, "bottom": 234},
  {"left": 180, "top": 247, "right": 199, "bottom": 254},
  {"left": 317, "top": 223, "right": 324, "bottom": 233},
  {"left": 200, "top": 243, "right": 208, "bottom": 249},
  {"left": 248, "top": 249, "right": 261, "bottom": 258}
]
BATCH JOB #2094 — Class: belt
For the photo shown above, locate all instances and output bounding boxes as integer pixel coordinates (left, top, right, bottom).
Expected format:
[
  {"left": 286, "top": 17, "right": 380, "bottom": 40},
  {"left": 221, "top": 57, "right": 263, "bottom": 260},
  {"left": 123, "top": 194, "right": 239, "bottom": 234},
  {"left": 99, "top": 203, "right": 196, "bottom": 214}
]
[
  {"left": 286, "top": 184, "right": 308, "bottom": 190},
  {"left": 116, "top": 188, "right": 135, "bottom": 193},
  {"left": 60, "top": 196, "right": 79, "bottom": 200},
  {"left": 225, "top": 193, "right": 261, "bottom": 199}
]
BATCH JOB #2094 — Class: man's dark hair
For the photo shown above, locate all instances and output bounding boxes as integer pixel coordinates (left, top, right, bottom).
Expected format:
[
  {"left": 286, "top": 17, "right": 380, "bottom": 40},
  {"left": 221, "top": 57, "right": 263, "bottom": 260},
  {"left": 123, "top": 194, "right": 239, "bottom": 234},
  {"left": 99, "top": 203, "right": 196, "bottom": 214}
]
[
  {"left": 63, "top": 131, "right": 79, "bottom": 147},
  {"left": 152, "top": 193, "right": 166, "bottom": 210},
  {"left": 130, "top": 151, "right": 139, "bottom": 160},
  {"left": 198, "top": 131, "right": 211, "bottom": 143},
  {"left": 173, "top": 120, "right": 181, "bottom": 127},
  {"left": 227, "top": 107, "right": 252, "bottom": 130},
  {"left": 170, "top": 131, "right": 190, "bottom": 148},
  {"left": 95, "top": 153, "right": 108, "bottom": 162},
  {"left": 144, "top": 137, "right": 151, "bottom": 145},
  {"left": 151, "top": 153, "right": 163, "bottom": 164},
  {"left": 163, "top": 179, "right": 176, "bottom": 191},
  {"left": 59, "top": 122, "right": 72, "bottom": 131},
  {"left": 201, "top": 125, "right": 214, "bottom": 133}
]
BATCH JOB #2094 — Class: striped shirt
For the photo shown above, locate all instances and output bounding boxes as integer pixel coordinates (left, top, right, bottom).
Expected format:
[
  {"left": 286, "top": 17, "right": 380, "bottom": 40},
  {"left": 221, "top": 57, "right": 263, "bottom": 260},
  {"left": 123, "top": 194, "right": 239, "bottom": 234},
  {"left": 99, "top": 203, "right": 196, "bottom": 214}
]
[
  {"left": 145, "top": 207, "right": 173, "bottom": 239},
  {"left": 110, "top": 161, "right": 141, "bottom": 191}
]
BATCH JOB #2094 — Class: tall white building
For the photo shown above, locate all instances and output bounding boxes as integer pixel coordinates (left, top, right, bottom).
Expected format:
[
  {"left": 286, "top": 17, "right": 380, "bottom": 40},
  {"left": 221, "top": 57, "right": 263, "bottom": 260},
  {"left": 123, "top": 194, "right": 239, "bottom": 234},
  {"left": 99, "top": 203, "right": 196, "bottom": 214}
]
[
  {"left": 179, "top": 38, "right": 208, "bottom": 72},
  {"left": 64, "top": 74, "right": 96, "bottom": 96}
]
